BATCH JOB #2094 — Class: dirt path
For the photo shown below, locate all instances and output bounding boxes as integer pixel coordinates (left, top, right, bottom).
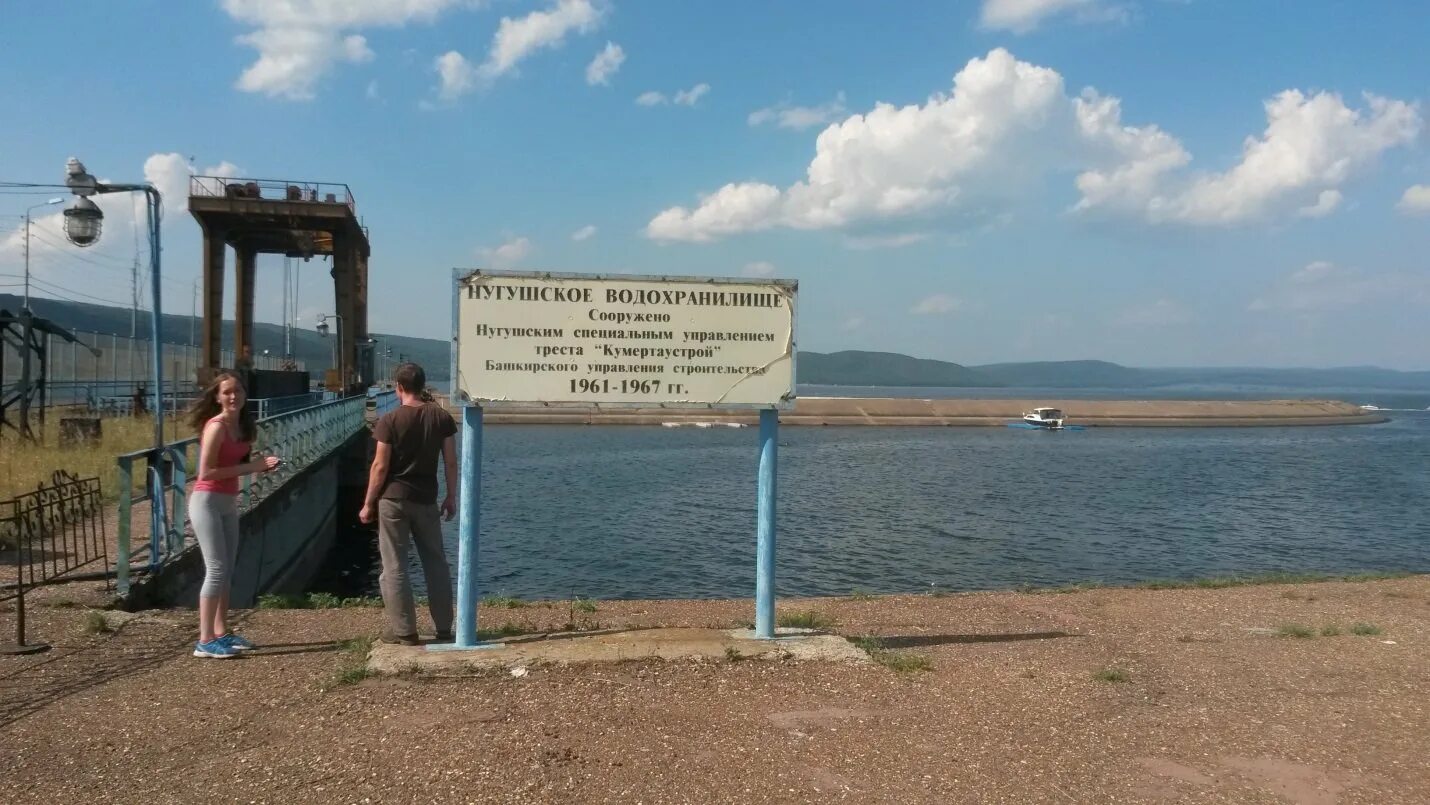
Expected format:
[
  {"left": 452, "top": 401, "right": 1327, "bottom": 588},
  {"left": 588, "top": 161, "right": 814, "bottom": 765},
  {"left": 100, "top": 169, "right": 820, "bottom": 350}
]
[{"left": 1, "top": 576, "right": 1426, "bottom": 803}]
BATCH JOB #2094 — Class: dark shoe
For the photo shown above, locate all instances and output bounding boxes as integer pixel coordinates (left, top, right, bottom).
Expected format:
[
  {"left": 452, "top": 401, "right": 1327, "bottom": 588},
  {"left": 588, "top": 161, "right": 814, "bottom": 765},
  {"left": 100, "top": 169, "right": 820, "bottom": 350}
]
[
  {"left": 379, "top": 632, "right": 420, "bottom": 646},
  {"left": 434, "top": 630, "right": 454, "bottom": 642}
]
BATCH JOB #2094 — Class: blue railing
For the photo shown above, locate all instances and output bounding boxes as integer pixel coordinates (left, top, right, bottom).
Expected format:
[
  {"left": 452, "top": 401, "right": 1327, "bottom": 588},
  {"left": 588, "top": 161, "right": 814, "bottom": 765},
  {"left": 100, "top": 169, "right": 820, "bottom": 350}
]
[
  {"left": 252, "top": 392, "right": 325, "bottom": 420},
  {"left": 113, "top": 390, "right": 396, "bottom": 594}
]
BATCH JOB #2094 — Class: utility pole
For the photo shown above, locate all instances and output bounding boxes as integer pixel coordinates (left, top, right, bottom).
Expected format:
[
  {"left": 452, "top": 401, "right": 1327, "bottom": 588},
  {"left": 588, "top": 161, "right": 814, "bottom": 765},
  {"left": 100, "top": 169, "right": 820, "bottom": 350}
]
[
  {"left": 189, "top": 280, "right": 197, "bottom": 350},
  {"left": 130, "top": 255, "right": 138, "bottom": 339},
  {"left": 282, "top": 257, "right": 292, "bottom": 359},
  {"left": 23, "top": 217, "right": 30, "bottom": 309}
]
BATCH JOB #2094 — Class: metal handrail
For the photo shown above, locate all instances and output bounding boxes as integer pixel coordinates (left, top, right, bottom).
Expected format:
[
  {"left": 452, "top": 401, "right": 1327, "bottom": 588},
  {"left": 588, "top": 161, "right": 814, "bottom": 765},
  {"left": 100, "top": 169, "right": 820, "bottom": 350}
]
[
  {"left": 189, "top": 175, "right": 355, "bottom": 211},
  {"left": 113, "top": 390, "right": 395, "bottom": 594},
  {"left": 252, "top": 392, "right": 324, "bottom": 420}
]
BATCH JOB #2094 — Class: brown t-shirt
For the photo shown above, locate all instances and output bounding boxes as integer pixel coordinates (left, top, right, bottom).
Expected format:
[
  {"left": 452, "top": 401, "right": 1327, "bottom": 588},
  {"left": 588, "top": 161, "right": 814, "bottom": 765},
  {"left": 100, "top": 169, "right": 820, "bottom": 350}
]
[{"left": 373, "top": 403, "right": 458, "bottom": 504}]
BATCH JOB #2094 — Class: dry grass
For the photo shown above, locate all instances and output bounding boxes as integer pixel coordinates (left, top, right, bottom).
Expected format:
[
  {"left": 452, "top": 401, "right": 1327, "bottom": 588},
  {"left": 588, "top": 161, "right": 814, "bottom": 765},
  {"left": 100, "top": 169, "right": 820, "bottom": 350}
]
[{"left": 0, "top": 413, "right": 187, "bottom": 502}]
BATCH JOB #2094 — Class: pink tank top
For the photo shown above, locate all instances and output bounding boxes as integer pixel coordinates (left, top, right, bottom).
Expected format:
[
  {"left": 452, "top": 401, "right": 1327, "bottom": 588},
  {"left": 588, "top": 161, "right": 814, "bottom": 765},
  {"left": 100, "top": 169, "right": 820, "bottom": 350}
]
[{"left": 193, "top": 416, "right": 250, "bottom": 495}]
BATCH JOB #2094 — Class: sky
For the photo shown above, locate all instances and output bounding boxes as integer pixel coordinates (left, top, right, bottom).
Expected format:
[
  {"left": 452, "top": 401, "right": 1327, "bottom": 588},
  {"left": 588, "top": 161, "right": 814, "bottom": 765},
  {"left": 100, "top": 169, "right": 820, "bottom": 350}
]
[{"left": 1, "top": 0, "right": 1428, "bottom": 370}]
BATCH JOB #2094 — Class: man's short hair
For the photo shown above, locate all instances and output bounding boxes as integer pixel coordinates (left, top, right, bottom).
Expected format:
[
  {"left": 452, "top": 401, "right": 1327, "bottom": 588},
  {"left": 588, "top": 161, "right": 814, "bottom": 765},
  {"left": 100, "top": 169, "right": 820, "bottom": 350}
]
[{"left": 393, "top": 362, "right": 426, "bottom": 394}]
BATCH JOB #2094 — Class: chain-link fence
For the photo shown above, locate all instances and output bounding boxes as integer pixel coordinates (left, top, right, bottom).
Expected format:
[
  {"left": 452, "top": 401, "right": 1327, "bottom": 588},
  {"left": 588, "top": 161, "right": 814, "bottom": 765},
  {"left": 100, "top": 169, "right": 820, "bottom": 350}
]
[{"left": 1, "top": 331, "right": 305, "bottom": 412}]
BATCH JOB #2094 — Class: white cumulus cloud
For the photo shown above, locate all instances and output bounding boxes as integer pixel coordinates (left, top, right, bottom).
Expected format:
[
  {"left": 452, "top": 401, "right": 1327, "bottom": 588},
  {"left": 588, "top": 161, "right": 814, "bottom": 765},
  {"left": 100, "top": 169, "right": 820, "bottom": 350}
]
[
  {"left": 673, "top": 83, "right": 710, "bottom": 106},
  {"left": 435, "top": 51, "right": 478, "bottom": 101},
  {"left": 1080, "top": 89, "right": 1421, "bottom": 224},
  {"left": 481, "top": 0, "right": 602, "bottom": 80},
  {"left": 979, "top": 0, "right": 1127, "bottom": 34},
  {"left": 741, "top": 261, "right": 776, "bottom": 277},
  {"left": 132, "top": 153, "right": 243, "bottom": 214},
  {"left": 1397, "top": 184, "right": 1430, "bottom": 215},
  {"left": 1297, "top": 189, "right": 1343, "bottom": 219},
  {"left": 749, "top": 93, "right": 848, "bottom": 130},
  {"left": 585, "top": 42, "right": 625, "bottom": 86},
  {"left": 223, "top": 0, "right": 463, "bottom": 100},
  {"left": 635, "top": 91, "right": 666, "bottom": 106},
  {"left": 478, "top": 236, "right": 532, "bottom": 269},
  {"left": 911, "top": 294, "right": 960, "bottom": 315},
  {"left": 646, "top": 48, "right": 1421, "bottom": 242},
  {"left": 571, "top": 225, "right": 597, "bottom": 241}
]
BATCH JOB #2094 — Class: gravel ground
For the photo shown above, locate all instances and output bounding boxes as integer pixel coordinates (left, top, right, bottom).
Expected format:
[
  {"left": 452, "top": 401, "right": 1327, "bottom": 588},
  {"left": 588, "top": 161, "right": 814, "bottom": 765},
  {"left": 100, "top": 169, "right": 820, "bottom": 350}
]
[{"left": 1, "top": 576, "right": 1426, "bottom": 804}]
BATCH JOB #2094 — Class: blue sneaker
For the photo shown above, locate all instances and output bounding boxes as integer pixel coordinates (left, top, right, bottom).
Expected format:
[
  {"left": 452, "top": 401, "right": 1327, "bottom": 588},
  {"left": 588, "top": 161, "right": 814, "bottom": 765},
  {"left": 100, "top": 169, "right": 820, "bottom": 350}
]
[
  {"left": 219, "top": 633, "right": 256, "bottom": 651},
  {"left": 193, "top": 639, "right": 239, "bottom": 659}
]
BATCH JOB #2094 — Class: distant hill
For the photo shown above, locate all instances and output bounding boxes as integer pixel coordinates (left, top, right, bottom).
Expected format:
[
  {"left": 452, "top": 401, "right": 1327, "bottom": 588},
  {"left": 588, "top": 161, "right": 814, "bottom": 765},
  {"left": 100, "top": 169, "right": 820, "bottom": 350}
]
[
  {"left": 797, "top": 350, "right": 1430, "bottom": 391},
  {"left": 970, "top": 360, "right": 1144, "bottom": 388},
  {"left": 0, "top": 294, "right": 451, "bottom": 380},
  {"left": 8, "top": 296, "right": 1427, "bottom": 390},
  {"left": 796, "top": 350, "right": 993, "bottom": 387}
]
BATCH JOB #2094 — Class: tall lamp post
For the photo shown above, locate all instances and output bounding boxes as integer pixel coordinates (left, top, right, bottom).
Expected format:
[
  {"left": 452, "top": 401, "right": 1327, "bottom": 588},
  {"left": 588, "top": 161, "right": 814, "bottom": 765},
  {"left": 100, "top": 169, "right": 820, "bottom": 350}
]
[
  {"left": 316, "top": 313, "right": 343, "bottom": 392},
  {"left": 63, "top": 158, "right": 165, "bottom": 448},
  {"left": 22, "top": 197, "right": 64, "bottom": 309}
]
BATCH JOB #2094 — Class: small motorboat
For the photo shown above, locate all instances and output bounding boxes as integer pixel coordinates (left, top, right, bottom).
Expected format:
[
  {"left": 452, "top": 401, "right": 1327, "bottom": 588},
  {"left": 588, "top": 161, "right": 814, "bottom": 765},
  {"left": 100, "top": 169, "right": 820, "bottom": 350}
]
[{"left": 1020, "top": 407, "right": 1066, "bottom": 430}]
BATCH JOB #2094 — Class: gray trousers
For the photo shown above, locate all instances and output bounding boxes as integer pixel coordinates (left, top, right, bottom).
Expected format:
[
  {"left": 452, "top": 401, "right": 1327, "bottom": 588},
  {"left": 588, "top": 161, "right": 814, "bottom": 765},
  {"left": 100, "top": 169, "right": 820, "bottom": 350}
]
[
  {"left": 191, "top": 491, "right": 240, "bottom": 599},
  {"left": 377, "top": 499, "right": 454, "bottom": 637}
]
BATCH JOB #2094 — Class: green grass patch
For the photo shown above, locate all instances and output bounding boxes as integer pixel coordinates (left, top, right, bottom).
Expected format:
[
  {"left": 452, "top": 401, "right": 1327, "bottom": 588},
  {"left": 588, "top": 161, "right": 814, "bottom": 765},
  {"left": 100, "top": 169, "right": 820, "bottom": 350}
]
[
  {"left": 1350, "top": 623, "right": 1383, "bottom": 636},
  {"left": 334, "top": 636, "right": 373, "bottom": 653},
  {"left": 320, "top": 636, "right": 375, "bottom": 692},
  {"left": 476, "top": 622, "right": 530, "bottom": 640},
  {"left": 571, "top": 598, "right": 597, "bottom": 614},
  {"left": 1320, "top": 624, "right": 1342, "bottom": 636},
  {"left": 481, "top": 594, "right": 527, "bottom": 609},
  {"left": 258, "top": 593, "right": 384, "bottom": 610},
  {"left": 848, "top": 636, "right": 933, "bottom": 673},
  {"left": 339, "top": 596, "right": 384, "bottom": 608},
  {"left": 82, "top": 611, "right": 112, "bottom": 634},
  {"left": 1277, "top": 623, "right": 1315, "bottom": 639},
  {"left": 724, "top": 646, "right": 746, "bottom": 662},
  {"left": 257, "top": 593, "right": 308, "bottom": 609},
  {"left": 1129, "top": 571, "right": 1411, "bottom": 592},
  {"left": 1092, "top": 668, "right": 1131, "bottom": 683},
  {"left": 777, "top": 610, "right": 836, "bottom": 630},
  {"left": 306, "top": 592, "right": 342, "bottom": 609}
]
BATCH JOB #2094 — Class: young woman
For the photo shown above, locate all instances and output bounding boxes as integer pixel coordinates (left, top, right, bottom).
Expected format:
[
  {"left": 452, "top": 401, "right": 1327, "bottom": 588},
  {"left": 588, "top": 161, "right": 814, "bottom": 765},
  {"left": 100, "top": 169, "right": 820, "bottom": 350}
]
[{"left": 186, "top": 372, "right": 279, "bottom": 659}]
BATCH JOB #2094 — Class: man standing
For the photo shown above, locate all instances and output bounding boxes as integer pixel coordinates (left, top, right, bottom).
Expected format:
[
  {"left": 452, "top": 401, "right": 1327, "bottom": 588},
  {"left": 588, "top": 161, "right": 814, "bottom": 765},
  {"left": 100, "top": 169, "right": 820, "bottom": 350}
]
[{"left": 359, "top": 363, "right": 457, "bottom": 644}]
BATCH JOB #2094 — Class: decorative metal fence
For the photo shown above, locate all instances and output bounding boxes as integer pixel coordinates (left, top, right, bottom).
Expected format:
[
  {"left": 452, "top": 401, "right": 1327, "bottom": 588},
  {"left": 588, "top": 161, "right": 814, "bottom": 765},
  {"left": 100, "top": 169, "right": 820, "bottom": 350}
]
[
  {"left": 1, "top": 470, "right": 107, "bottom": 652},
  {"left": 113, "top": 390, "right": 396, "bottom": 595}
]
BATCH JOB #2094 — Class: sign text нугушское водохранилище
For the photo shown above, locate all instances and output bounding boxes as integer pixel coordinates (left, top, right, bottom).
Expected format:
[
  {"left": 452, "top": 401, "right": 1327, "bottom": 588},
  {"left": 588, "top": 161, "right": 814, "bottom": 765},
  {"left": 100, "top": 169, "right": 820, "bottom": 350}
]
[{"left": 455, "top": 272, "right": 797, "bottom": 408}]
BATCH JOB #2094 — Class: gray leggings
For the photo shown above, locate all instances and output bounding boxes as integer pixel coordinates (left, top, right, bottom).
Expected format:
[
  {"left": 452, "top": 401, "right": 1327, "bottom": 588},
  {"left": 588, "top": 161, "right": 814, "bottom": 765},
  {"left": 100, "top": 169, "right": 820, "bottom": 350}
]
[{"left": 190, "top": 491, "right": 240, "bottom": 599}]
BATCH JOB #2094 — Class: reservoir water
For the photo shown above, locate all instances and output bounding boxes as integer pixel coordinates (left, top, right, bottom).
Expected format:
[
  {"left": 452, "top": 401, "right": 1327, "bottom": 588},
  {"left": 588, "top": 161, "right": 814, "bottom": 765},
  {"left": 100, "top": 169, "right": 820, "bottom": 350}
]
[{"left": 315, "top": 387, "right": 1430, "bottom": 600}]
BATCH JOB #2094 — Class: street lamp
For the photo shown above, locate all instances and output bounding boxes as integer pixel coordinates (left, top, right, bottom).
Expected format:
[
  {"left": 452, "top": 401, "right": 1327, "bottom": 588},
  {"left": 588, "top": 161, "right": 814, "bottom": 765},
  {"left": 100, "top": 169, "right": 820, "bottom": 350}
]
[
  {"left": 23, "top": 197, "right": 64, "bottom": 309},
  {"left": 364, "top": 336, "right": 387, "bottom": 383},
  {"left": 63, "top": 157, "right": 165, "bottom": 450},
  {"left": 316, "top": 313, "right": 344, "bottom": 391}
]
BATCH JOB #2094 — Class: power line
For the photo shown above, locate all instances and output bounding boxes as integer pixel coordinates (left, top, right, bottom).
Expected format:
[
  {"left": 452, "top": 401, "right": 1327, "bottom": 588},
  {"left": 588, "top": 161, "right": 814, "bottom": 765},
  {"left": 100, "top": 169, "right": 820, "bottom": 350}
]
[
  {"left": 29, "top": 229, "right": 139, "bottom": 267},
  {"left": 27, "top": 275, "right": 130, "bottom": 307}
]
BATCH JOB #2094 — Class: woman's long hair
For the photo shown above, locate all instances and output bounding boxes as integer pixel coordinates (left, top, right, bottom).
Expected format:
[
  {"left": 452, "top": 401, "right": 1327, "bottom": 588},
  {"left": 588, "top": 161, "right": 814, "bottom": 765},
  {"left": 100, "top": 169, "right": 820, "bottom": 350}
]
[{"left": 186, "top": 371, "right": 257, "bottom": 442}]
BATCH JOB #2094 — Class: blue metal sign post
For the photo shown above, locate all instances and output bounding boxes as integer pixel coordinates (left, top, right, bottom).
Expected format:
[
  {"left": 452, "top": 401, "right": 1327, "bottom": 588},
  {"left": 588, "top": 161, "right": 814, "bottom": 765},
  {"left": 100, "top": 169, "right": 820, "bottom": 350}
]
[
  {"left": 755, "top": 408, "right": 778, "bottom": 638},
  {"left": 453, "top": 404, "right": 484, "bottom": 648}
]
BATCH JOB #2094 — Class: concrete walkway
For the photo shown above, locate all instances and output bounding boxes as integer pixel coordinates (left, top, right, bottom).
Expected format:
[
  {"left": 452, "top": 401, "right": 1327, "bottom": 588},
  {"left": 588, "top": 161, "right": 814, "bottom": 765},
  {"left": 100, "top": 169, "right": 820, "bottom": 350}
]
[{"left": 368, "top": 627, "right": 867, "bottom": 673}]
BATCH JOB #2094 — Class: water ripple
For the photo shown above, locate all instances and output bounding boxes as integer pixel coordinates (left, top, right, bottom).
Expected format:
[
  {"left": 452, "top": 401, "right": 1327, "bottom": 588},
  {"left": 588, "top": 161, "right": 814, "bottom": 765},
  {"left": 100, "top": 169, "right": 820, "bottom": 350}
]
[{"left": 320, "top": 411, "right": 1430, "bottom": 600}]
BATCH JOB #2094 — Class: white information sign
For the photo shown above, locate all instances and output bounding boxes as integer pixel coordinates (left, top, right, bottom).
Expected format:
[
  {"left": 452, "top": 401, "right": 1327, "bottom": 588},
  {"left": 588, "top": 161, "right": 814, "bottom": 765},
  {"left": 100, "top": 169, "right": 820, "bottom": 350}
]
[{"left": 454, "top": 271, "right": 796, "bottom": 408}]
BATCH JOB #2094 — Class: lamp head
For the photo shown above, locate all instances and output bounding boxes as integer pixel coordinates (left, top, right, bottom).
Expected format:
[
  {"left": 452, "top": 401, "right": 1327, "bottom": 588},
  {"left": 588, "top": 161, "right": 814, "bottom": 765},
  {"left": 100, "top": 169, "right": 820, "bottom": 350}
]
[{"left": 63, "top": 197, "right": 103, "bottom": 247}]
